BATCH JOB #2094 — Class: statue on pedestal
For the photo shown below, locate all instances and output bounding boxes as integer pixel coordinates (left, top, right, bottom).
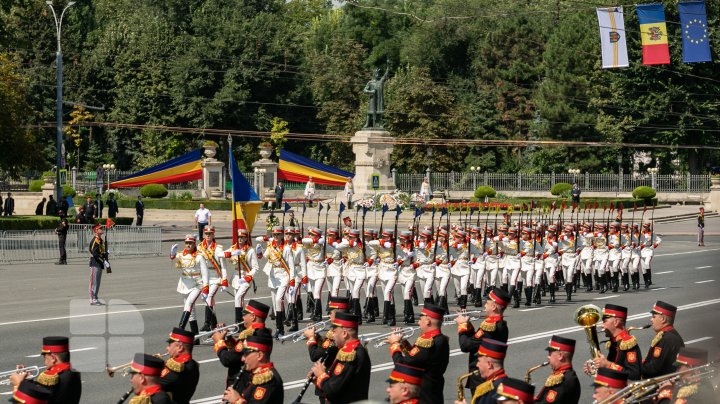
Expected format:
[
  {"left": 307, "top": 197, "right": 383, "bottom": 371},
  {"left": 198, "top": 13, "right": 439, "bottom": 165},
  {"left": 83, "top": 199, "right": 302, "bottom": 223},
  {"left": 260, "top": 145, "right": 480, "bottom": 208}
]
[{"left": 362, "top": 62, "right": 390, "bottom": 129}]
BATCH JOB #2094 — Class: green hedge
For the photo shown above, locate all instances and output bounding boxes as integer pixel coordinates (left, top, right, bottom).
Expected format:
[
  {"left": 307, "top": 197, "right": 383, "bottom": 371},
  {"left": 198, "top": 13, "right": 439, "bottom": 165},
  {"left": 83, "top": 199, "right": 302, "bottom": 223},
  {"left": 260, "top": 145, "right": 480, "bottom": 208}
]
[
  {"left": 632, "top": 186, "right": 657, "bottom": 200},
  {"left": 62, "top": 185, "right": 77, "bottom": 198},
  {"left": 28, "top": 179, "right": 44, "bottom": 192},
  {"left": 474, "top": 186, "right": 497, "bottom": 199},
  {"left": 550, "top": 182, "right": 572, "bottom": 196},
  {"left": 116, "top": 199, "right": 234, "bottom": 210},
  {"left": 140, "top": 184, "right": 169, "bottom": 198},
  {"left": 0, "top": 216, "right": 60, "bottom": 230}
]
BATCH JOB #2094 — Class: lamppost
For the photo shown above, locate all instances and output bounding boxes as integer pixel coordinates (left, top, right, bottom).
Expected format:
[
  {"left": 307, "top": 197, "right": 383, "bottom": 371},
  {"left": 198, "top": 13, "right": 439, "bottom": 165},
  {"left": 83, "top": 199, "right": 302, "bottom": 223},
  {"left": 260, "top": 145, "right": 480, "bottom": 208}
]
[
  {"left": 102, "top": 163, "right": 115, "bottom": 192},
  {"left": 568, "top": 168, "right": 580, "bottom": 184},
  {"left": 470, "top": 166, "right": 478, "bottom": 190},
  {"left": 647, "top": 167, "right": 659, "bottom": 189},
  {"left": 47, "top": 0, "right": 76, "bottom": 203}
]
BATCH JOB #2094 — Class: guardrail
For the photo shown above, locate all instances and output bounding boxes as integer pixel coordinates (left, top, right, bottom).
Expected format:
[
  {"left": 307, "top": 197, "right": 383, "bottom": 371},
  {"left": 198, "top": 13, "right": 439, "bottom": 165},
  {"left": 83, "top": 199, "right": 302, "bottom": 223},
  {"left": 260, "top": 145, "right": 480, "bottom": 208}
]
[{"left": 0, "top": 224, "right": 162, "bottom": 264}]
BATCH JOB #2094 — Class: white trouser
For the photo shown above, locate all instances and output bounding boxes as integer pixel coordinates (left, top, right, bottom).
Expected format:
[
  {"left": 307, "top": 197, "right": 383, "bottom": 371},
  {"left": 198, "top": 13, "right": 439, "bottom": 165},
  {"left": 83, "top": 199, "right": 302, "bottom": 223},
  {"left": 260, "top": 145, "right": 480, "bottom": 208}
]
[
  {"left": 182, "top": 289, "right": 201, "bottom": 321},
  {"left": 270, "top": 284, "right": 288, "bottom": 314},
  {"left": 452, "top": 274, "right": 470, "bottom": 296},
  {"left": 581, "top": 257, "right": 594, "bottom": 275},
  {"left": 433, "top": 266, "right": 450, "bottom": 297},
  {"left": 641, "top": 256, "right": 653, "bottom": 274},
  {"left": 309, "top": 277, "right": 325, "bottom": 300},
  {"left": 365, "top": 275, "right": 378, "bottom": 298},
  {"left": 593, "top": 255, "right": 609, "bottom": 275},
  {"left": 544, "top": 260, "right": 558, "bottom": 284},
  {"left": 533, "top": 260, "right": 545, "bottom": 285},
  {"left": 608, "top": 258, "right": 621, "bottom": 274},
  {"left": 233, "top": 280, "right": 252, "bottom": 309},
  {"left": 398, "top": 279, "right": 414, "bottom": 300},
  {"left": 206, "top": 283, "right": 220, "bottom": 307},
  {"left": 379, "top": 277, "right": 397, "bottom": 303},
  {"left": 328, "top": 275, "right": 343, "bottom": 297}
]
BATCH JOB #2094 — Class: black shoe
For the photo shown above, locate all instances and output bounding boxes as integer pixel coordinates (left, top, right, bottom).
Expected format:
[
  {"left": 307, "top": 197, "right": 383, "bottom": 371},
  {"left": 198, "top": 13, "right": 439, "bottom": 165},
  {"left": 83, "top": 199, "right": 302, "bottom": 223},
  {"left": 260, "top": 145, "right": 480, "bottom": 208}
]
[
  {"left": 200, "top": 307, "right": 213, "bottom": 331},
  {"left": 54, "top": 261, "right": 67, "bottom": 265},
  {"left": 459, "top": 295, "right": 467, "bottom": 310},
  {"left": 405, "top": 300, "right": 415, "bottom": 324},
  {"left": 274, "top": 311, "right": 285, "bottom": 339}
]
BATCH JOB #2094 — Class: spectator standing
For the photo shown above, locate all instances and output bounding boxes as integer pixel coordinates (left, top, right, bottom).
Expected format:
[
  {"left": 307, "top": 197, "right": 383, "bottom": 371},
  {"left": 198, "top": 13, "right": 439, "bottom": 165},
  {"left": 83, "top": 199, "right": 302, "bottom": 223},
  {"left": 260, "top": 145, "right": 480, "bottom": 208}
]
[
  {"left": 0, "top": 193, "right": 3, "bottom": 215},
  {"left": 95, "top": 194, "right": 104, "bottom": 218},
  {"left": 288, "top": 211, "right": 298, "bottom": 227},
  {"left": 420, "top": 177, "right": 431, "bottom": 203},
  {"left": 697, "top": 207, "right": 705, "bottom": 247},
  {"left": 75, "top": 206, "right": 87, "bottom": 224},
  {"left": 83, "top": 196, "right": 96, "bottom": 223},
  {"left": 58, "top": 196, "right": 69, "bottom": 216},
  {"left": 135, "top": 195, "right": 144, "bottom": 226},
  {"left": 274, "top": 181, "right": 285, "bottom": 210},
  {"left": 571, "top": 183, "right": 581, "bottom": 204},
  {"left": 344, "top": 177, "right": 354, "bottom": 208},
  {"left": 304, "top": 176, "right": 316, "bottom": 207},
  {"left": 4, "top": 192, "right": 14, "bottom": 216},
  {"left": 46, "top": 195, "right": 57, "bottom": 216},
  {"left": 55, "top": 210, "right": 69, "bottom": 265},
  {"left": 107, "top": 193, "right": 119, "bottom": 218},
  {"left": 35, "top": 197, "right": 46, "bottom": 215},
  {"left": 194, "top": 203, "right": 212, "bottom": 241}
]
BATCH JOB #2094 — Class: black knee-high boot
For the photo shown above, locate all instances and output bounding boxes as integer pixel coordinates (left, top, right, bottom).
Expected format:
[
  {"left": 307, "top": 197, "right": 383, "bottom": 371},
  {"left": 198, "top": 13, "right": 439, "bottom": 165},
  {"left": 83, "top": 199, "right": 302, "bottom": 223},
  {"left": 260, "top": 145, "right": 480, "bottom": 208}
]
[
  {"left": 565, "top": 283, "right": 572, "bottom": 301},
  {"left": 388, "top": 302, "right": 396, "bottom": 326},
  {"left": 353, "top": 299, "right": 363, "bottom": 325},
  {"left": 326, "top": 291, "right": 332, "bottom": 313},
  {"left": 459, "top": 295, "right": 467, "bottom": 310},
  {"left": 189, "top": 320, "right": 200, "bottom": 345},
  {"left": 549, "top": 283, "right": 556, "bottom": 303},
  {"left": 382, "top": 301, "right": 390, "bottom": 325},
  {"left": 284, "top": 303, "right": 294, "bottom": 326},
  {"left": 201, "top": 307, "right": 213, "bottom": 331},
  {"left": 235, "top": 307, "right": 244, "bottom": 324},
  {"left": 372, "top": 296, "right": 380, "bottom": 317},
  {"left": 274, "top": 311, "right": 285, "bottom": 339},
  {"left": 312, "top": 298, "right": 322, "bottom": 322},
  {"left": 411, "top": 286, "right": 419, "bottom": 306},
  {"left": 307, "top": 293, "right": 314, "bottom": 314},
  {"left": 366, "top": 298, "right": 376, "bottom": 323},
  {"left": 179, "top": 311, "right": 191, "bottom": 329},
  {"left": 524, "top": 287, "right": 532, "bottom": 307},
  {"left": 296, "top": 297, "right": 304, "bottom": 321},
  {"left": 622, "top": 273, "right": 630, "bottom": 291}
]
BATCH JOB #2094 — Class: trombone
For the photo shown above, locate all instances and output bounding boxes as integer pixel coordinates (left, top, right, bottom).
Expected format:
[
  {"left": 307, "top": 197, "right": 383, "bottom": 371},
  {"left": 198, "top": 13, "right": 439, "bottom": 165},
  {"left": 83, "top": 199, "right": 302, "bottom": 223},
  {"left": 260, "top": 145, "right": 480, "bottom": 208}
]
[
  {"left": 106, "top": 353, "right": 169, "bottom": 377},
  {"left": 278, "top": 320, "right": 330, "bottom": 343},
  {"left": 195, "top": 322, "right": 242, "bottom": 344},
  {"left": 361, "top": 327, "right": 418, "bottom": 348},
  {"left": 0, "top": 366, "right": 46, "bottom": 386}
]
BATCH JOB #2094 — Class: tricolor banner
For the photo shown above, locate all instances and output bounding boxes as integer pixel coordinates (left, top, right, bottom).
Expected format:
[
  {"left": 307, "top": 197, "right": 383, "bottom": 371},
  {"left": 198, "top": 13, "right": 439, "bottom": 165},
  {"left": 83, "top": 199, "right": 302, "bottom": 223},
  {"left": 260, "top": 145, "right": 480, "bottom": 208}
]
[
  {"left": 277, "top": 149, "right": 354, "bottom": 187},
  {"left": 229, "top": 149, "right": 263, "bottom": 245},
  {"left": 597, "top": 7, "right": 629, "bottom": 69},
  {"left": 636, "top": 3, "right": 670, "bottom": 65},
  {"left": 110, "top": 149, "right": 203, "bottom": 188},
  {"left": 679, "top": 1, "right": 712, "bottom": 63}
]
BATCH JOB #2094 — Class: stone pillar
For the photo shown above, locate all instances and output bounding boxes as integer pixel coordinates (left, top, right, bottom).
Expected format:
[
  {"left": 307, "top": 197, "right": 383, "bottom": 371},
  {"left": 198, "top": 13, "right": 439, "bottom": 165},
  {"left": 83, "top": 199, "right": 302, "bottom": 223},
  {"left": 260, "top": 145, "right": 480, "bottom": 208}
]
[
  {"left": 252, "top": 144, "right": 278, "bottom": 203},
  {"left": 351, "top": 129, "right": 394, "bottom": 195},
  {"left": 710, "top": 177, "right": 720, "bottom": 211},
  {"left": 41, "top": 176, "right": 56, "bottom": 200},
  {"left": 201, "top": 145, "right": 226, "bottom": 200}
]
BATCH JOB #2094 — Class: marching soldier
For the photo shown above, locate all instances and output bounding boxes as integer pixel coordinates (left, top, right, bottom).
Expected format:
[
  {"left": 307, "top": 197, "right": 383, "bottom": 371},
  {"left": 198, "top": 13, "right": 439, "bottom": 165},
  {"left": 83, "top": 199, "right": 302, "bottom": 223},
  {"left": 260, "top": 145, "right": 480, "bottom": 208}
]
[
  {"left": 303, "top": 296, "right": 350, "bottom": 403},
  {"left": 585, "top": 304, "right": 642, "bottom": 380},
  {"left": 212, "top": 300, "right": 272, "bottom": 388},
  {"left": 396, "top": 231, "right": 417, "bottom": 324},
  {"left": 535, "top": 336, "right": 581, "bottom": 404},
  {"left": 197, "top": 226, "right": 228, "bottom": 332},
  {"left": 312, "top": 312, "right": 371, "bottom": 403},
  {"left": 541, "top": 225, "right": 559, "bottom": 303},
  {"left": 640, "top": 222, "right": 661, "bottom": 288},
  {"left": 518, "top": 227, "right": 537, "bottom": 307},
  {"left": 413, "top": 228, "right": 436, "bottom": 306},
  {"left": 642, "top": 301, "right": 684, "bottom": 378},
  {"left": 579, "top": 223, "right": 594, "bottom": 291},
  {"left": 656, "top": 347, "right": 715, "bottom": 404},
  {"left": 369, "top": 229, "right": 398, "bottom": 326},
  {"left": 127, "top": 353, "right": 174, "bottom": 403},
  {"left": 607, "top": 223, "right": 622, "bottom": 293},
  {"left": 592, "top": 223, "right": 609, "bottom": 293},
  {"left": 433, "top": 228, "right": 451, "bottom": 313},
  {"left": 222, "top": 335, "right": 284, "bottom": 404},
  {"left": 11, "top": 380, "right": 52, "bottom": 404},
  {"left": 385, "top": 363, "right": 424, "bottom": 404},
  {"left": 468, "top": 226, "right": 482, "bottom": 306},
  {"left": 255, "top": 226, "right": 296, "bottom": 339},
  {"left": 324, "top": 228, "right": 343, "bottom": 300},
  {"left": 159, "top": 328, "right": 200, "bottom": 404},
  {"left": 302, "top": 227, "right": 328, "bottom": 322},
  {"left": 456, "top": 287, "right": 510, "bottom": 394},
  {"left": 363, "top": 228, "right": 380, "bottom": 323},
  {"left": 557, "top": 225, "right": 579, "bottom": 301},
  {"left": 591, "top": 368, "right": 629, "bottom": 404},
  {"left": 286, "top": 227, "right": 308, "bottom": 332},
  {"left": 170, "top": 235, "right": 208, "bottom": 334},
  {"left": 388, "top": 304, "right": 450, "bottom": 404},
  {"left": 450, "top": 229, "right": 471, "bottom": 309},
  {"left": 502, "top": 227, "right": 522, "bottom": 308},
  {"left": 629, "top": 224, "right": 643, "bottom": 289},
  {"left": 482, "top": 225, "right": 500, "bottom": 298},
  {"left": 619, "top": 223, "right": 635, "bottom": 291},
  {"left": 335, "top": 229, "right": 368, "bottom": 323},
  {"left": 460, "top": 338, "right": 509, "bottom": 404},
  {"left": 224, "top": 229, "right": 259, "bottom": 324},
  {"left": 9, "top": 336, "right": 81, "bottom": 404}
]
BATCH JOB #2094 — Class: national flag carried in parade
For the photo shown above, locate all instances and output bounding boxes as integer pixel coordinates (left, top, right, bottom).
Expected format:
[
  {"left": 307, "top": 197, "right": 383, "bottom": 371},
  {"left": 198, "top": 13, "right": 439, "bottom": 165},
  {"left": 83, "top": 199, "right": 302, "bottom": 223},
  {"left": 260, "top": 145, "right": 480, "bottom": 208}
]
[
  {"left": 277, "top": 149, "right": 354, "bottom": 187},
  {"left": 636, "top": 3, "right": 670, "bottom": 65},
  {"left": 229, "top": 149, "right": 263, "bottom": 245},
  {"left": 679, "top": 1, "right": 712, "bottom": 63},
  {"left": 597, "top": 7, "right": 629, "bottom": 69}
]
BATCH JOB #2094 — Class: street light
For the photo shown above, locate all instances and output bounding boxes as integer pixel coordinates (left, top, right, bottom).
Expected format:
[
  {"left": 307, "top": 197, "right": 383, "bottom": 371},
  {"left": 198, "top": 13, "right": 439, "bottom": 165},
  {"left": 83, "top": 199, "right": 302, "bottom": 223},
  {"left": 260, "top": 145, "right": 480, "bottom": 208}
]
[
  {"left": 470, "top": 166, "right": 478, "bottom": 190},
  {"left": 47, "top": 0, "right": 76, "bottom": 203},
  {"left": 568, "top": 168, "right": 580, "bottom": 183},
  {"left": 102, "top": 163, "right": 115, "bottom": 190},
  {"left": 647, "top": 167, "right": 659, "bottom": 189}
]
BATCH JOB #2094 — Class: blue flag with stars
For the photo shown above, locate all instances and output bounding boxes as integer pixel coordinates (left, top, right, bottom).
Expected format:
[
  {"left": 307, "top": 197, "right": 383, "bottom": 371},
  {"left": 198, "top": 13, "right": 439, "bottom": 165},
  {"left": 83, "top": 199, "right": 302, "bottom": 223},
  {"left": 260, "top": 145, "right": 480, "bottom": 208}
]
[{"left": 679, "top": 1, "right": 711, "bottom": 63}]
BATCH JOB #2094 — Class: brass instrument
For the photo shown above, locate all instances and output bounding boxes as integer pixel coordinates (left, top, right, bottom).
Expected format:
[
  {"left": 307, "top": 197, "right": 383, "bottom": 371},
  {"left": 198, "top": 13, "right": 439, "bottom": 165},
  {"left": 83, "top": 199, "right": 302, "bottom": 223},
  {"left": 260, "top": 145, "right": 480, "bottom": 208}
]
[
  {"left": 195, "top": 322, "right": 242, "bottom": 344},
  {"left": 456, "top": 370, "right": 479, "bottom": 401},
  {"left": 524, "top": 361, "right": 549, "bottom": 384},
  {"left": 279, "top": 320, "right": 329, "bottom": 343},
  {"left": 442, "top": 310, "right": 485, "bottom": 326},
  {"left": 574, "top": 304, "right": 602, "bottom": 375},
  {"left": 106, "top": 353, "right": 168, "bottom": 377},
  {"left": 361, "top": 327, "right": 418, "bottom": 348},
  {"left": 0, "top": 366, "right": 46, "bottom": 386}
]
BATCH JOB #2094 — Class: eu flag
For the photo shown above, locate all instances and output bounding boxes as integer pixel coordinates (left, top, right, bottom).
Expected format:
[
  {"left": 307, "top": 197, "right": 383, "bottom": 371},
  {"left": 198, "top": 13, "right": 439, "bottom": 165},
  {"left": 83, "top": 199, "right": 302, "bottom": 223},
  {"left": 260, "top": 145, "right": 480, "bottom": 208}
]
[{"left": 679, "top": 1, "right": 712, "bottom": 63}]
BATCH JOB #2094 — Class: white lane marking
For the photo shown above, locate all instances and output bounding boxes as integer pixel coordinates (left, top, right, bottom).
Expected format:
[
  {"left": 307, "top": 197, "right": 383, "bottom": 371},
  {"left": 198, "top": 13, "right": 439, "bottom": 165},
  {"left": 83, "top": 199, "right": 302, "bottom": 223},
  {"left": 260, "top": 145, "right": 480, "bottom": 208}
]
[
  {"left": 519, "top": 307, "right": 548, "bottom": 312},
  {"left": 695, "top": 280, "right": 715, "bottom": 284},
  {"left": 655, "top": 271, "right": 674, "bottom": 275},
  {"left": 696, "top": 266, "right": 712, "bottom": 269},
  {"left": 189, "top": 297, "right": 720, "bottom": 403},
  {"left": 653, "top": 287, "right": 668, "bottom": 291},
  {"left": 594, "top": 295, "right": 619, "bottom": 300},
  {"left": 198, "top": 358, "right": 219, "bottom": 364},
  {"left": 25, "top": 347, "right": 96, "bottom": 358},
  {"left": 656, "top": 248, "right": 720, "bottom": 257},
  {"left": 686, "top": 336, "right": 713, "bottom": 344}
]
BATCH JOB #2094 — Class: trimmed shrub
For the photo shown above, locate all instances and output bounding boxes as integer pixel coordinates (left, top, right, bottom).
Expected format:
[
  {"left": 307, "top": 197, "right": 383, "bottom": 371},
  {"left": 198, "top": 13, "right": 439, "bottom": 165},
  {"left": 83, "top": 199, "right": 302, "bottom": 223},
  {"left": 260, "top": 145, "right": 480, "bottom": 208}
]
[
  {"left": 550, "top": 182, "right": 572, "bottom": 196},
  {"left": 140, "top": 184, "right": 168, "bottom": 198},
  {"left": 0, "top": 216, "right": 60, "bottom": 230},
  {"left": 474, "top": 186, "right": 497, "bottom": 199},
  {"left": 28, "top": 179, "right": 44, "bottom": 192},
  {"left": 632, "top": 186, "right": 657, "bottom": 200},
  {"left": 62, "top": 185, "right": 76, "bottom": 198}
]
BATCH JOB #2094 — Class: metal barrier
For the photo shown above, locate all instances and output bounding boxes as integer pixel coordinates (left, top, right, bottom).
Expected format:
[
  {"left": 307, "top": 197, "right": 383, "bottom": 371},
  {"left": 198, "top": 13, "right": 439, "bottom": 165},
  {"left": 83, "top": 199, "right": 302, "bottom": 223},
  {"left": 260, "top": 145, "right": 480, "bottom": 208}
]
[{"left": 0, "top": 224, "right": 162, "bottom": 264}]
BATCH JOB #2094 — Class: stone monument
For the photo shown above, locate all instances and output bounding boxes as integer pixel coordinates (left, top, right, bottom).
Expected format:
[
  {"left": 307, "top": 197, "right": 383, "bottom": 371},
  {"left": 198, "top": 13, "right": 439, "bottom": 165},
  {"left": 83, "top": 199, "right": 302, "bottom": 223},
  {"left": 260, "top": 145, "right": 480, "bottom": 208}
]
[
  {"left": 201, "top": 142, "right": 225, "bottom": 199},
  {"left": 352, "top": 62, "right": 395, "bottom": 195},
  {"left": 251, "top": 143, "right": 278, "bottom": 200}
]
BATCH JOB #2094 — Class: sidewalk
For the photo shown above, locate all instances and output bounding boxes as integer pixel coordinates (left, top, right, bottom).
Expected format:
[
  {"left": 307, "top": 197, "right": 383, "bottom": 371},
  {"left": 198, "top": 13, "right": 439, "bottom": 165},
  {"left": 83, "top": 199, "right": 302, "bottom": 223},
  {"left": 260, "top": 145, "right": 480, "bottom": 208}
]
[{"left": 142, "top": 204, "right": 715, "bottom": 241}]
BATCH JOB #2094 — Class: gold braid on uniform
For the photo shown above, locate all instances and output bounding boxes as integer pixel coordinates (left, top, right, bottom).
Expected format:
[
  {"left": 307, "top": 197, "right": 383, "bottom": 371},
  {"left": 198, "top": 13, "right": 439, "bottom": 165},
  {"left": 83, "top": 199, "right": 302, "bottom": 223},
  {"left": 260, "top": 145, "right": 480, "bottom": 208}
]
[
  {"left": 36, "top": 372, "right": 59, "bottom": 387},
  {"left": 651, "top": 331, "right": 664, "bottom": 347},
  {"left": 165, "top": 358, "right": 185, "bottom": 373},
  {"left": 545, "top": 373, "right": 564, "bottom": 387},
  {"left": 238, "top": 327, "right": 254, "bottom": 340},
  {"left": 619, "top": 335, "right": 637, "bottom": 350},
  {"left": 129, "top": 395, "right": 152, "bottom": 404},
  {"left": 471, "top": 379, "right": 495, "bottom": 402},
  {"left": 252, "top": 369, "right": 274, "bottom": 385},
  {"left": 415, "top": 335, "right": 434, "bottom": 349},
  {"left": 336, "top": 348, "right": 356, "bottom": 362},
  {"left": 676, "top": 383, "right": 699, "bottom": 399},
  {"left": 479, "top": 319, "right": 497, "bottom": 332}
]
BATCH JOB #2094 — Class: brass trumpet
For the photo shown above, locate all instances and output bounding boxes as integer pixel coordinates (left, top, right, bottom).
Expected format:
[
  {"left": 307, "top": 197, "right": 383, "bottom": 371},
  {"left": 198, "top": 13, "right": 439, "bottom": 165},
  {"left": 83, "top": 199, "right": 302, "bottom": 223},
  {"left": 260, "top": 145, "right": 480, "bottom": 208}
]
[
  {"left": 106, "top": 353, "right": 168, "bottom": 377},
  {"left": 573, "top": 304, "right": 601, "bottom": 375},
  {"left": 456, "top": 370, "right": 479, "bottom": 401},
  {"left": 442, "top": 310, "right": 485, "bottom": 326},
  {"left": 361, "top": 327, "right": 418, "bottom": 348},
  {"left": 278, "top": 320, "right": 330, "bottom": 343},
  {"left": 195, "top": 322, "right": 242, "bottom": 344},
  {"left": 0, "top": 366, "right": 46, "bottom": 386},
  {"left": 524, "top": 361, "right": 549, "bottom": 384}
]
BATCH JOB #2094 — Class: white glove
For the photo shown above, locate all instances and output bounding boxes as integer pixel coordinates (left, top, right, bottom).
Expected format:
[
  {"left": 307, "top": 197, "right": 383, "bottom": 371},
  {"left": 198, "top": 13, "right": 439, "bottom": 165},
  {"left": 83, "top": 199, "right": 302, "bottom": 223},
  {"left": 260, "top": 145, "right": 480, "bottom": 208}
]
[
  {"left": 516, "top": 253, "right": 522, "bottom": 258},
  {"left": 418, "top": 242, "right": 426, "bottom": 249},
  {"left": 363, "top": 262, "right": 369, "bottom": 268},
  {"left": 220, "top": 286, "right": 227, "bottom": 293},
  {"left": 383, "top": 241, "right": 392, "bottom": 249},
  {"left": 255, "top": 245, "right": 263, "bottom": 255},
  {"left": 393, "top": 263, "right": 398, "bottom": 269},
  {"left": 318, "top": 237, "right": 325, "bottom": 244},
  {"left": 323, "top": 260, "right": 329, "bottom": 268},
  {"left": 406, "top": 251, "right": 414, "bottom": 258},
  {"left": 231, "top": 249, "right": 243, "bottom": 256},
  {"left": 332, "top": 241, "right": 340, "bottom": 248},
  {"left": 483, "top": 252, "right": 488, "bottom": 258},
  {"left": 288, "top": 286, "right": 296, "bottom": 296},
  {"left": 170, "top": 244, "right": 178, "bottom": 256},
  {"left": 431, "top": 263, "right": 437, "bottom": 270},
  {"left": 301, "top": 283, "right": 308, "bottom": 291}
]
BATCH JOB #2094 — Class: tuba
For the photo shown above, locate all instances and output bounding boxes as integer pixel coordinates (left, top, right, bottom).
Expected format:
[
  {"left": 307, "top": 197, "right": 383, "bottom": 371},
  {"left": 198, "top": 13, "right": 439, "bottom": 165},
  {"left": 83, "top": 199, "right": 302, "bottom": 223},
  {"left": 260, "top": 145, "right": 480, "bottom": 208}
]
[
  {"left": 574, "top": 304, "right": 602, "bottom": 374},
  {"left": 456, "top": 370, "right": 479, "bottom": 401}
]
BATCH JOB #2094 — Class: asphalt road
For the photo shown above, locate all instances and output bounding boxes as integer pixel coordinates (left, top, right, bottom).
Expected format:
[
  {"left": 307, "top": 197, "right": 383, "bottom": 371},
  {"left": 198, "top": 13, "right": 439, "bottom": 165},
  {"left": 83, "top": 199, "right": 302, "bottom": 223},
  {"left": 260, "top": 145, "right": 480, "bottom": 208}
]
[{"left": 1, "top": 236, "right": 718, "bottom": 404}]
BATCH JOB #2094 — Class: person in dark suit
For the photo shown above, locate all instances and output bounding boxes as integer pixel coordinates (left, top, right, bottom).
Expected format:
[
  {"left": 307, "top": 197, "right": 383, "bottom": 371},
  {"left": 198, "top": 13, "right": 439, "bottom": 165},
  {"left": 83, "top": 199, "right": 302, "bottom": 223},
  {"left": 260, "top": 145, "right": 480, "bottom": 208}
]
[
  {"left": 55, "top": 210, "right": 69, "bottom": 265},
  {"left": 274, "top": 182, "right": 284, "bottom": 210},
  {"left": 82, "top": 196, "right": 96, "bottom": 223},
  {"left": 135, "top": 195, "right": 145, "bottom": 226},
  {"left": 4, "top": 192, "right": 15, "bottom": 216},
  {"left": 222, "top": 335, "right": 284, "bottom": 404},
  {"left": 107, "top": 193, "right": 119, "bottom": 218},
  {"left": 46, "top": 195, "right": 58, "bottom": 216},
  {"left": 36, "top": 197, "right": 46, "bottom": 215}
]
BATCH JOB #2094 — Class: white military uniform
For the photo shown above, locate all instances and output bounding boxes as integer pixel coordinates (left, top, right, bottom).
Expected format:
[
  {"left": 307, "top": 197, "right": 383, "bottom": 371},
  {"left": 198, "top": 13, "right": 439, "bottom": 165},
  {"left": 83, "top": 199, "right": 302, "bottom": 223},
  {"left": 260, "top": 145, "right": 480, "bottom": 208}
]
[
  {"left": 432, "top": 241, "right": 451, "bottom": 298},
  {"left": 255, "top": 237, "right": 296, "bottom": 314},
  {"left": 640, "top": 231, "right": 661, "bottom": 272},
  {"left": 450, "top": 238, "right": 470, "bottom": 299},
  {"left": 224, "top": 242, "right": 259, "bottom": 312},
  {"left": 579, "top": 230, "right": 595, "bottom": 277},
  {"left": 413, "top": 239, "right": 435, "bottom": 300},
  {"left": 369, "top": 239, "right": 397, "bottom": 302},
  {"left": 197, "top": 239, "right": 228, "bottom": 307},
  {"left": 502, "top": 236, "right": 521, "bottom": 286},
  {"left": 558, "top": 233, "right": 578, "bottom": 287},
  {"left": 172, "top": 247, "right": 209, "bottom": 322},
  {"left": 396, "top": 242, "right": 416, "bottom": 299},
  {"left": 302, "top": 236, "right": 326, "bottom": 301},
  {"left": 335, "top": 238, "right": 367, "bottom": 299},
  {"left": 324, "top": 236, "right": 343, "bottom": 296},
  {"left": 592, "top": 231, "right": 609, "bottom": 277},
  {"left": 542, "top": 235, "right": 559, "bottom": 286}
]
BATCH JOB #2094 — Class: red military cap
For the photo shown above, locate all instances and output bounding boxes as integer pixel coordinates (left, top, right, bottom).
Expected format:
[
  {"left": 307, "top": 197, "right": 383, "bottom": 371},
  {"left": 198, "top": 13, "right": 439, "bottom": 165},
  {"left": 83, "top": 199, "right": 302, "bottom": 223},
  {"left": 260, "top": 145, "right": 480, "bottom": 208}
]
[{"left": 496, "top": 377, "right": 535, "bottom": 403}]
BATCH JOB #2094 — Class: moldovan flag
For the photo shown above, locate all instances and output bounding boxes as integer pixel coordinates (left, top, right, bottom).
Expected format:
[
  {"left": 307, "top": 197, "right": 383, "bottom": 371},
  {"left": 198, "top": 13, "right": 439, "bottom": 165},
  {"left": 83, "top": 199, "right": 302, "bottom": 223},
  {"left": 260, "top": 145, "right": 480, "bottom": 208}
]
[
  {"left": 597, "top": 7, "right": 629, "bottom": 68},
  {"left": 229, "top": 149, "right": 263, "bottom": 245},
  {"left": 679, "top": 1, "right": 712, "bottom": 63},
  {"left": 636, "top": 3, "right": 670, "bottom": 65}
]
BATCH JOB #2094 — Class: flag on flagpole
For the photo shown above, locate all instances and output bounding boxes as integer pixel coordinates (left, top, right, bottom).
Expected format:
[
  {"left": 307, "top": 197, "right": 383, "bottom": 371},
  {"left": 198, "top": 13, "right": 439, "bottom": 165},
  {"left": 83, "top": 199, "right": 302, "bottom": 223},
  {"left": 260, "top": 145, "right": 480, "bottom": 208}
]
[
  {"left": 597, "top": 7, "right": 629, "bottom": 69},
  {"left": 679, "top": 1, "right": 712, "bottom": 63},
  {"left": 636, "top": 3, "right": 670, "bottom": 65},
  {"left": 229, "top": 149, "right": 263, "bottom": 245}
]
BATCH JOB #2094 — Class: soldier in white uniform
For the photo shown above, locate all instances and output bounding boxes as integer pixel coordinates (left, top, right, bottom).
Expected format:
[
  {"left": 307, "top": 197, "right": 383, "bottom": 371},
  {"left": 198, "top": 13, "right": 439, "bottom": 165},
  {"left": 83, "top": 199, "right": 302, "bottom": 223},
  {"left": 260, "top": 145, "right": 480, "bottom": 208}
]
[
  {"left": 395, "top": 231, "right": 416, "bottom": 324},
  {"left": 450, "top": 229, "right": 471, "bottom": 309},
  {"left": 363, "top": 228, "right": 379, "bottom": 323},
  {"left": 626, "top": 224, "right": 643, "bottom": 289},
  {"left": 197, "top": 226, "right": 228, "bottom": 331},
  {"left": 518, "top": 227, "right": 537, "bottom": 307},
  {"left": 481, "top": 225, "right": 500, "bottom": 299},
  {"left": 368, "top": 229, "right": 398, "bottom": 326},
  {"left": 579, "top": 223, "right": 595, "bottom": 292},
  {"left": 324, "top": 228, "right": 343, "bottom": 301},
  {"left": 413, "top": 228, "right": 435, "bottom": 306},
  {"left": 223, "top": 228, "right": 259, "bottom": 323},
  {"left": 255, "top": 226, "right": 296, "bottom": 338},
  {"left": 302, "top": 227, "right": 327, "bottom": 322},
  {"left": 557, "top": 225, "right": 579, "bottom": 301},
  {"left": 503, "top": 227, "right": 522, "bottom": 308},
  {"left": 286, "top": 227, "right": 308, "bottom": 332},
  {"left": 607, "top": 223, "right": 623, "bottom": 293},
  {"left": 640, "top": 222, "right": 661, "bottom": 289},
  {"left": 467, "top": 226, "right": 484, "bottom": 307},
  {"left": 592, "top": 223, "right": 610, "bottom": 293},
  {"left": 170, "top": 234, "right": 209, "bottom": 336},
  {"left": 496, "top": 224, "right": 510, "bottom": 291},
  {"left": 540, "top": 225, "right": 559, "bottom": 303},
  {"left": 335, "top": 229, "right": 367, "bottom": 323},
  {"left": 433, "top": 227, "right": 451, "bottom": 314}
]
